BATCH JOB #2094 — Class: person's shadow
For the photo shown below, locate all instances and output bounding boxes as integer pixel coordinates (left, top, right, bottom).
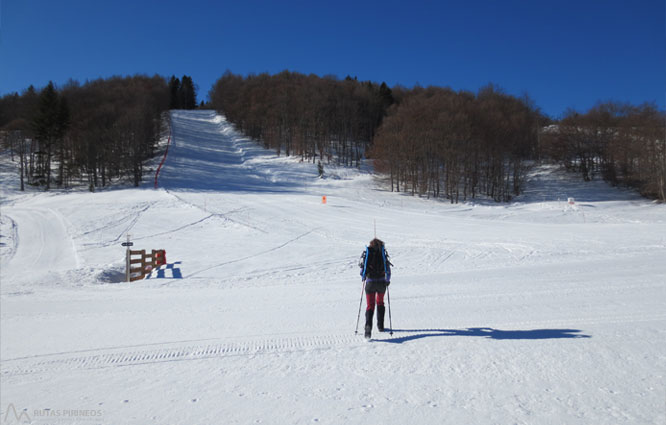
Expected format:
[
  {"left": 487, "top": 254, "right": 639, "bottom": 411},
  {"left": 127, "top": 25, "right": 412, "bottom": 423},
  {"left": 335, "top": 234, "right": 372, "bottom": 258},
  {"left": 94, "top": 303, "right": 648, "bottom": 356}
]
[{"left": 376, "top": 327, "right": 590, "bottom": 344}]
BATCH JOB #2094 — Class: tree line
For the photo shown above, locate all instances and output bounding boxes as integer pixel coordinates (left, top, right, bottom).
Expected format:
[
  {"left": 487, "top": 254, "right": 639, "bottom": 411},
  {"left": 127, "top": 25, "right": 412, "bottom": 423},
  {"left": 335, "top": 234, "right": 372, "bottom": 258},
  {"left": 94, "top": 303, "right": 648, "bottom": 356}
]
[
  {"left": 371, "top": 85, "right": 541, "bottom": 202},
  {"left": 209, "top": 71, "right": 394, "bottom": 167},
  {"left": 210, "top": 70, "right": 664, "bottom": 203},
  {"left": 541, "top": 102, "right": 665, "bottom": 201},
  {"left": 209, "top": 71, "right": 544, "bottom": 202},
  {"left": 3, "top": 70, "right": 663, "bottom": 202},
  {"left": 0, "top": 74, "right": 198, "bottom": 190}
]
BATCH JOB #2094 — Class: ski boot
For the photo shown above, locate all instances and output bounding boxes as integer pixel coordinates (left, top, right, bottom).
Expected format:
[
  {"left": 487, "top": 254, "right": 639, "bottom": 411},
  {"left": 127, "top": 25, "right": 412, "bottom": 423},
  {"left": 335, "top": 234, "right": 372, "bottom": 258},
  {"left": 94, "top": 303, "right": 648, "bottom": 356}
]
[
  {"left": 364, "top": 309, "right": 374, "bottom": 339},
  {"left": 377, "top": 305, "right": 385, "bottom": 332}
]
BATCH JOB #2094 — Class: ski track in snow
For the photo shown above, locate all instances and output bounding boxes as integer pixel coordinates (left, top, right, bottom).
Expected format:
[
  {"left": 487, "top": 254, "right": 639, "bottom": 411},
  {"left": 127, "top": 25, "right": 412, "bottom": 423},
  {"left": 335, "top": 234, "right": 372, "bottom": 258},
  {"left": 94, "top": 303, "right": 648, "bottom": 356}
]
[
  {"left": 3, "top": 312, "right": 664, "bottom": 377},
  {"left": 188, "top": 226, "right": 321, "bottom": 278},
  {"left": 1, "top": 333, "right": 361, "bottom": 376},
  {"left": 1, "top": 206, "right": 79, "bottom": 283},
  {"left": 0, "top": 213, "right": 18, "bottom": 266},
  {"left": 79, "top": 202, "right": 153, "bottom": 245},
  {"left": 164, "top": 189, "right": 269, "bottom": 234}
]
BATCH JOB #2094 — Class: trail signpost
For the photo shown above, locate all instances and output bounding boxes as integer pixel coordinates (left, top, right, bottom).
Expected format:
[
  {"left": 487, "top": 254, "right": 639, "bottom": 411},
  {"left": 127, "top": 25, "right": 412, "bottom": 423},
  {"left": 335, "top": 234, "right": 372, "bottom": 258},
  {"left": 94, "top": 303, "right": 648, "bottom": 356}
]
[{"left": 124, "top": 235, "right": 132, "bottom": 282}]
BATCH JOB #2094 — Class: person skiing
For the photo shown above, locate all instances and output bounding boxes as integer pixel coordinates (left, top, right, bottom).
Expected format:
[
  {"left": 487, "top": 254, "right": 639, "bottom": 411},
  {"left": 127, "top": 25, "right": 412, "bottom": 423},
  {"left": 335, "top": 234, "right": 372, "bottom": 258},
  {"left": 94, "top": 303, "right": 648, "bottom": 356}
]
[{"left": 359, "top": 238, "right": 392, "bottom": 338}]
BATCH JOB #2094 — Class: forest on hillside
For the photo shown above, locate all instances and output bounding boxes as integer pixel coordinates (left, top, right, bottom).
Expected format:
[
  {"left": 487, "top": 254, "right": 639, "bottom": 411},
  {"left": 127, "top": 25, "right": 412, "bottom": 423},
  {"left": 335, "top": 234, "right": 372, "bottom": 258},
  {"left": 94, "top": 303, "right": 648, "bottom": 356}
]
[
  {"left": 210, "top": 72, "right": 543, "bottom": 202},
  {"left": 371, "top": 85, "right": 540, "bottom": 202},
  {"left": 540, "top": 102, "right": 665, "bottom": 201},
  {"left": 209, "top": 71, "right": 394, "bottom": 167},
  {"left": 210, "top": 71, "right": 664, "bottom": 202},
  {"left": 1, "top": 71, "right": 664, "bottom": 202},
  {"left": 0, "top": 75, "right": 196, "bottom": 190}
]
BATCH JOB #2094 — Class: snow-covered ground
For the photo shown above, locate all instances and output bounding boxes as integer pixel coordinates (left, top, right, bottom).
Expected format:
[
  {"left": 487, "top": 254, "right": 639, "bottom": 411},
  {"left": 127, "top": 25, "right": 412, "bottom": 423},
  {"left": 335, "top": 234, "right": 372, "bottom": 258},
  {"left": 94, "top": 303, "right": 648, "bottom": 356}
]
[{"left": 1, "top": 110, "right": 665, "bottom": 424}]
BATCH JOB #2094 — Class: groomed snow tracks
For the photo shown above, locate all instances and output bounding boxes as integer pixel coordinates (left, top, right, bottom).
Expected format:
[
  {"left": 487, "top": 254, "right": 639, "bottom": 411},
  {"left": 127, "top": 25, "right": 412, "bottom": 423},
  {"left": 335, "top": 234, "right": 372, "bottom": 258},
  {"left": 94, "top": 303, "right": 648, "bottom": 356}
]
[
  {"left": 4, "top": 311, "right": 666, "bottom": 377},
  {"left": 1, "top": 333, "right": 361, "bottom": 376}
]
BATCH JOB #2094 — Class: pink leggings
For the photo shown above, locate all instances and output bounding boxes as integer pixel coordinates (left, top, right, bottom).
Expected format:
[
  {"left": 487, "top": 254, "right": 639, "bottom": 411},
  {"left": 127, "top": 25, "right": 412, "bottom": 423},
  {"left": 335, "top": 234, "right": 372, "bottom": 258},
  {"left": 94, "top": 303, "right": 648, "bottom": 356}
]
[{"left": 366, "top": 292, "right": 385, "bottom": 311}]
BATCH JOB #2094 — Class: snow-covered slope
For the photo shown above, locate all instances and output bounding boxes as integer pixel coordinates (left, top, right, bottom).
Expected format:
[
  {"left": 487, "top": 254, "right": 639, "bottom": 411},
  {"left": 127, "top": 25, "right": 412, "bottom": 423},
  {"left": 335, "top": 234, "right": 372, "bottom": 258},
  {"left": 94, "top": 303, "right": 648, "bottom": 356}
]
[{"left": 1, "top": 110, "right": 665, "bottom": 424}]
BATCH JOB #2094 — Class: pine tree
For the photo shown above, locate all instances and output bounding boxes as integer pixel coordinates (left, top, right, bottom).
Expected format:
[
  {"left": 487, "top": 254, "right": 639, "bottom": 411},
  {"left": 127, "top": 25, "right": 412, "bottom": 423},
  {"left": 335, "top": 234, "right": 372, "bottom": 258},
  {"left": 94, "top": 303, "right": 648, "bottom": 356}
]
[
  {"left": 379, "top": 82, "right": 394, "bottom": 109},
  {"left": 168, "top": 76, "right": 181, "bottom": 109},
  {"left": 180, "top": 75, "right": 196, "bottom": 109},
  {"left": 55, "top": 96, "right": 70, "bottom": 187},
  {"left": 32, "top": 82, "right": 68, "bottom": 189}
]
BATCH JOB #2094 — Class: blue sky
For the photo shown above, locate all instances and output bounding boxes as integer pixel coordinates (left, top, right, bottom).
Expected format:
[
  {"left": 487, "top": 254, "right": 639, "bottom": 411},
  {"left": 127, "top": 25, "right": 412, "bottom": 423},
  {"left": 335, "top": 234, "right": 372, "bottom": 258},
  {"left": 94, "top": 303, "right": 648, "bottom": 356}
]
[{"left": 1, "top": 0, "right": 664, "bottom": 118}]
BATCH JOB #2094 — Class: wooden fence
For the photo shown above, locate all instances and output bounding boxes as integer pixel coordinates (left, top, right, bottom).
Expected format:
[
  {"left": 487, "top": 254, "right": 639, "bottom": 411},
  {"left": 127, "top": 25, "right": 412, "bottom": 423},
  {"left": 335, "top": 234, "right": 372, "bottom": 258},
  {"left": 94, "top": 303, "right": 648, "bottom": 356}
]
[{"left": 128, "top": 249, "right": 166, "bottom": 282}]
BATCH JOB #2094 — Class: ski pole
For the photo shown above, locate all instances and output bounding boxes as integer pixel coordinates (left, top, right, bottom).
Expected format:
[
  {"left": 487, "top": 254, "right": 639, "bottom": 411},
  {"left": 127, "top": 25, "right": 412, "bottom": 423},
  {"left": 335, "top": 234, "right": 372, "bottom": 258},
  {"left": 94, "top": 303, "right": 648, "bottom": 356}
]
[
  {"left": 387, "top": 285, "right": 393, "bottom": 336},
  {"left": 355, "top": 279, "right": 366, "bottom": 335}
]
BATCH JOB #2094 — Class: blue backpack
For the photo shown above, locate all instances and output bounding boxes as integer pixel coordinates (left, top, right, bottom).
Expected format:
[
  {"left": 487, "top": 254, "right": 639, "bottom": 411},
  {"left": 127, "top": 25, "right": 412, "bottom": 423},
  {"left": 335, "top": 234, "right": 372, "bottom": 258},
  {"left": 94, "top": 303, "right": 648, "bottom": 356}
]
[{"left": 360, "top": 245, "right": 391, "bottom": 281}]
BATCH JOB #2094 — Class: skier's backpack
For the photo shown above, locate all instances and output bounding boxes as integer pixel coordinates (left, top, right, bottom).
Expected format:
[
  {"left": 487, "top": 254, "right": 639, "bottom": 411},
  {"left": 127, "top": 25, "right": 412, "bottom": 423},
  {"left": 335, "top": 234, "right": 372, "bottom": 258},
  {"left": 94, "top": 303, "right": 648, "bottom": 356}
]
[{"left": 364, "top": 246, "right": 387, "bottom": 280}]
